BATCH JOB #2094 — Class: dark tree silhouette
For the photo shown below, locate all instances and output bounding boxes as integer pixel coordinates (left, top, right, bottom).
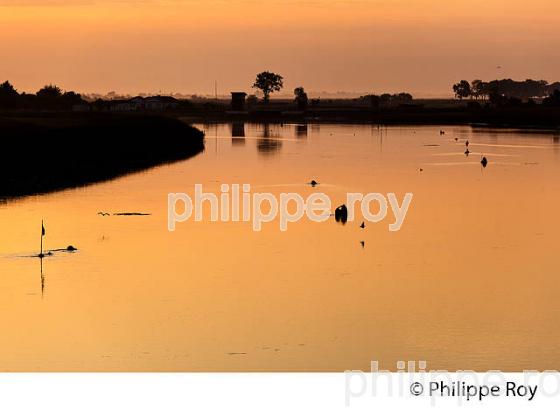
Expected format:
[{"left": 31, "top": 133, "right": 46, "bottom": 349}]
[
  {"left": 456, "top": 78, "right": 555, "bottom": 100},
  {"left": 395, "top": 92, "right": 413, "bottom": 104},
  {"left": 246, "top": 94, "right": 259, "bottom": 107},
  {"left": 0, "top": 81, "right": 19, "bottom": 109},
  {"left": 0, "top": 81, "right": 18, "bottom": 97},
  {"left": 453, "top": 80, "right": 471, "bottom": 99},
  {"left": 485, "top": 79, "right": 548, "bottom": 100},
  {"left": 294, "top": 87, "right": 308, "bottom": 110},
  {"left": 252, "top": 71, "right": 283, "bottom": 102},
  {"left": 471, "top": 79, "right": 485, "bottom": 99},
  {"left": 61, "top": 91, "right": 84, "bottom": 106},
  {"left": 361, "top": 92, "right": 413, "bottom": 108},
  {"left": 360, "top": 94, "right": 380, "bottom": 108},
  {"left": 36, "top": 85, "right": 84, "bottom": 109},
  {"left": 37, "top": 84, "right": 62, "bottom": 99},
  {"left": 380, "top": 93, "right": 392, "bottom": 106},
  {"left": 36, "top": 84, "right": 63, "bottom": 109}
]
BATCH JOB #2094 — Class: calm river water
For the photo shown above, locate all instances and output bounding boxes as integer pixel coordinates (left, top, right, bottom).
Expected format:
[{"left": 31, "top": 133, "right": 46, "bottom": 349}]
[{"left": 1, "top": 123, "right": 560, "bottom": 371}]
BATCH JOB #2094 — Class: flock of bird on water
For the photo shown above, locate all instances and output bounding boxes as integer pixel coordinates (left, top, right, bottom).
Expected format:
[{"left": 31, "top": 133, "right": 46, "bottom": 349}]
[
  {"left": 442, "top": 129, "right": 489, "bottom": 168},
  {"left": 309, "top": 128, "right": 489, "bottom": 249}
]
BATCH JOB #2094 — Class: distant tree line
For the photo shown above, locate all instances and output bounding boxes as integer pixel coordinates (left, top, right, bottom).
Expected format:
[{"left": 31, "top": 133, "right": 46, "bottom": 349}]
[
  {"left": 0, "top": 81, "right": 84, "bottom": 110},
  {"left": 452, "top": 79, "right": 560, "bottom": 101},
  {"left": 359, "top": 93, "right": 414, "bottom": 108}
]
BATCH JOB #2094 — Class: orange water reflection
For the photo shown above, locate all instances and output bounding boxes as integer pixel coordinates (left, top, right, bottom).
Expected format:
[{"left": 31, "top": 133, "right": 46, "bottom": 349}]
[{"left": 0, "top": 123, "right": 559, "bottom": 371}]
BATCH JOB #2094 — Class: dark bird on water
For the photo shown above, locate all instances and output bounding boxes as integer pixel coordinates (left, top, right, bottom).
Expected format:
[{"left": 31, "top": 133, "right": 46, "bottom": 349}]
[
  {"left": 66, "top": 245, "right": 77, "bottom": 252},
  {"left": 481, "top": 156, "right": 488, "bottom": 168},
  {"left": 419, "top": 168, "right": 423, "bottom": 172},
  {"left": 440, "top": 130, "right": 445, "bottom": 135},
  {"left": 335, "top": 204, "right": 348, "bottom": 224},
  {"left": 360, "top": 241, "right": 365, "bottom": 248},
  {"left": 310, "top": 180, "right": 318, "bottom": 187},
  {"left": 454, "top": 137, "right": 458, "bottom": 141},
  {"left": 360, "top": 222, "right": 365, "bottom": 229}
]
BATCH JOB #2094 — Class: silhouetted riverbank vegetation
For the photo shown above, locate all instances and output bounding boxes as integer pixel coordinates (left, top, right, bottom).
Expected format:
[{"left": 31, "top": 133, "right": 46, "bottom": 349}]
[
  {"left": 2, "top": 77, "right": 560, "bottom": 128},
  {"left": 0, "top": 113, "right": 205, "bottom": 198},
  {"left": 181, "top": 99, "right": 560, "bottom": 128},
  {"left": 452, "top": 79, "right": 560, "bottom": 101}
]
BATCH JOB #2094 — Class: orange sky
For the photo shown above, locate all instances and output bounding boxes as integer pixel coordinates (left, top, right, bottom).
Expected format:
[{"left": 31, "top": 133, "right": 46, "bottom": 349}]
[{"left": 1, "top": 0, "right": 559, "bottom": 96}]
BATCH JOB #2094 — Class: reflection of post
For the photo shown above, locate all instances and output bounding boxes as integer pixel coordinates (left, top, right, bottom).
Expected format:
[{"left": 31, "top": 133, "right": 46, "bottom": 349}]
[
  {"left": 203, "top": 124, "right": 219, "bottom": 156},
  {"left": 378, "top": 125, "right": 384, "bottom": 154},
  {"left": 230, "top": 122, "right": 246, "bottom": 144},
  {"left": 40, "top": 257, "right": 45, "bottom": 298},
  {"left": 295, "top": 124, "right": 308, "bottom": 138}
]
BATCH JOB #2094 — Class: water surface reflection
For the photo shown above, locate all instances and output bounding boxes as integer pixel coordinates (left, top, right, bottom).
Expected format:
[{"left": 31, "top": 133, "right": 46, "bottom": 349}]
[{"left": 1, "top": 123, "right": 560, "bottom": 371}]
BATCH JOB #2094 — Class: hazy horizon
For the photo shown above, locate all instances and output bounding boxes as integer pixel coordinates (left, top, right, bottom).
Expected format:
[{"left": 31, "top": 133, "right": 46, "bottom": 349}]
[{"left": 1, "top": 0, "right": 559, "bottom": 97}]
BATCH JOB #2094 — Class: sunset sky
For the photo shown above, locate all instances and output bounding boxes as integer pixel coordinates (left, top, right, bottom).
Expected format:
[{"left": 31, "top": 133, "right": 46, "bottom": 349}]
[{"left": 1, "top": 0, "right": 559, "bottom": 97}]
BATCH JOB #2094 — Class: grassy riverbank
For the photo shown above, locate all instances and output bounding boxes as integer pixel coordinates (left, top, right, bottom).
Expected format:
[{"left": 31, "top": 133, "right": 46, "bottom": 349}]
[{"left": 0, "top": 113, "right": 205, "bottom": 198}]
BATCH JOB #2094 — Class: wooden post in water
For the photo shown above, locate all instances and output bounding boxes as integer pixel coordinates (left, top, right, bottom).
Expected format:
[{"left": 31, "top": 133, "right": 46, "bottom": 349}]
[{"left": 40, "top": 220, "right": 45, "bottom": 257}]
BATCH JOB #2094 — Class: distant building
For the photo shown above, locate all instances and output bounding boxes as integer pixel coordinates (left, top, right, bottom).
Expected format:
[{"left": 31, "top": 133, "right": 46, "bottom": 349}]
[{"left": 231, "top": 92, "right": 247, "bottom": 111}]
